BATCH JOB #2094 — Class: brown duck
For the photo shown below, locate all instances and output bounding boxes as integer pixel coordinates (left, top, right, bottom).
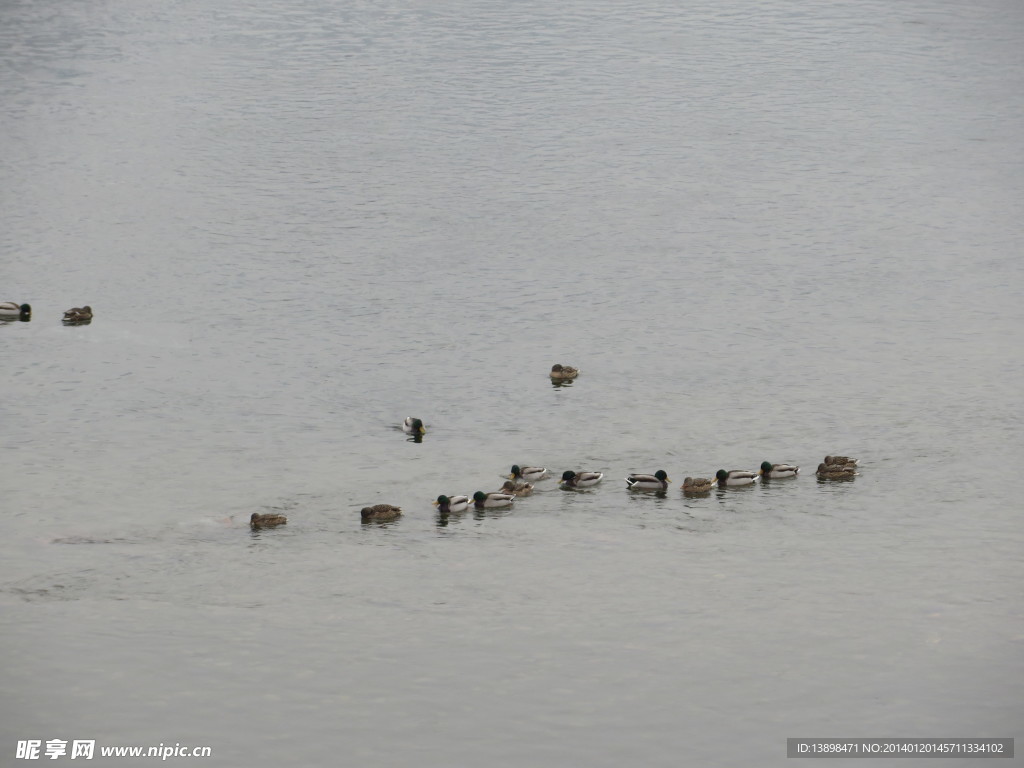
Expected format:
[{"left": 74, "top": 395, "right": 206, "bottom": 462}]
[
  {"left": 250, "top": 513, "right": 287, "bottom": 529},
  {"left": 681, "top": 477, "right": 715, "bottom": 493},
  {"left": 549, "top": 364, "right": 579, "bottom": 380},
  {"left": 361, "top": 504, "right": 402, "bottom": 522},
  {"left": 816, "top": 463, "right": 857, "bottom": 479}
]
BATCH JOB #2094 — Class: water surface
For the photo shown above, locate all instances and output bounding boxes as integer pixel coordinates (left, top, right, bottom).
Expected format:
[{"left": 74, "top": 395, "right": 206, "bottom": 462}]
[{"left": 2, "top": 1, "right": 1022, "bottom": 765}]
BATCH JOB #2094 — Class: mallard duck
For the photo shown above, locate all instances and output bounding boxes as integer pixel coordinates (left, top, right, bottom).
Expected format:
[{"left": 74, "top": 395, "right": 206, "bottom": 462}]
[
  {"left": 361, "top": 504, "right": 403, "bottom": 522},
  {"left": 559, "top": 470, "right": 604, "bottom": 488},
  {"left": 816, "top": 463, "right": 857, "bottom": 479},
  {"left": 63, "top": 305, "right": 92, "bottom": 319},
  {"left": 472, "top": 490, "right": 515, "bottom": 509},
  {"left": 510, "top": 465, "right": 548, "bottom": 482},
  {"left": 681, "top": 477, "right": 715, "bottom": 493},
  {"left": 0, "top": 302, "right": 31, "bottom": 320},
  {"left": 824, "top": 455, "right": 858, "bottom": 467},
  {"left": 500, "top": 480, "right": 533, "bottom": 496},
  {"left": 402, "top": 417, "right": 425, "bottom": 435},
  {"left": 759, "top": 461, "right": 799, "bottom": 479},
  {"left": 715, "top": 469, "right": 758, "bottom": 486},
  {"left": 549, "top": 364, "right": 579, "bottom": 380},
  {"left": 433, "top": 495, "right": 470, "bottom": 513},
  {"left": 62, "top": 305, "right": 92, "bottom": 324},
  {"left": 626, "top": 470, "right": 670, "bottom": 491},
  {"left": 250, "top": 512, "right": 287, "bottom": 530}
]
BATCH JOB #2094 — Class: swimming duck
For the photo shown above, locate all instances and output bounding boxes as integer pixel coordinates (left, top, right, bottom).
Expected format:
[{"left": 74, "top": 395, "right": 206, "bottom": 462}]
[
  {"left": 816, "top": 463, "right": 857, "bottom": 479},
  {"left": 759, "top": 461, "right": 800, "bottom": 479},
  {"left": 402, "top": 417, "right": 425, "bottom": 435},
  {"left": 472, "top": 490, "right": 515, "bottom": 509},
  {"left": 62, "top": 305, "right": 92, "bottom": 324},
  {"left": 434, "top": 495, "right": 470, "bottom": 514},
  {"left": 0, "top": 302, "right": 31, "bottom": 320},
  {"left": 625, "top": 470, "right": 670, "bottom": 491},
  {"left": 549, "top": 364, "right": 579, "bottom": 380},
  {"left": 715, "top": 469, "right": 758, "bottom": 486},
  {"left": 559, "top": 470, "right": 604, "bottom": 488},
  {"left": 510, "top": 465, "right": 548, "bottom": 482},
  {"left": 250, "top": 513, "right": 287, "bottom": 530},
  {"left": 824, "top": 455, "right": 858, "bottom": 467},
  {"left": 681, "top": 477, "right": 715, "bottom": 493},
  {"left": 500, "top": 480, "right": 533, "bottom": 496},
  {"left": 361, "top": 504, "right": 403, "bottom": 522}
]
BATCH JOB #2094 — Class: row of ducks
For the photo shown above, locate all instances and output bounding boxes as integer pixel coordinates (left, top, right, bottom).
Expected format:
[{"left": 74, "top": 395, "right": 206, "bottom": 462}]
[
  {"left": 0, "top": 302, "right": 93, "bottom": 324},
  {"left": 249, "top": 421, "right": 860, "bottom": 530},
  {"left": 433, "top": 456, "right": 860, "bottom": 515}
]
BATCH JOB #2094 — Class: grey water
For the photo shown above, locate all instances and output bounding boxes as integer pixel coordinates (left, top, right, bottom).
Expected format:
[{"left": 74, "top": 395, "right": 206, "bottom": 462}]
[{"left": 2, "top": 0, "right": 1022, "bottom": 765}]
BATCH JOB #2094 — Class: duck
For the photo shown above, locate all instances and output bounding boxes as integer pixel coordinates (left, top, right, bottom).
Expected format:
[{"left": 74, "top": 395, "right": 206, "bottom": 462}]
[
  {"left": 625, "top": 470, "right": 670, "bottom": 492},
  {"left": 681, "top": 477, "right": 715, "bottom": 493},
  {"left": 824, "top": 455, "right": 858, "bottom": 467},
  {"left": 402, "top": 417, "right": 425, "bottom": 435},
  {"left": 549, "top": 364, "right": 579, "bottom": 380},
  {"left": 0, "top": 302, "right": 31, "bottom": 320},
  {"left": 715, "top": 469, "right": 758, "bottom": 486},
  {"left": 250, "top": 513, "right": 287, "bottom": 530},
  {"left": 559, "top": 470, "right": 604, "bottom": 488},
  {"left": 433, "top": 495, "right": 470, "bottom": 514},
  {"left": 62, "top": 305, "right": 92, "bottom": 323},
  {"left": 816, "top": 463, "right": 857, "bottom": 479},
  {"left": 759, "top": 461, "right": 800, "bottom": 479},
  {"left": 510, "top": 465, "right": 548, "bottom": 482},
  {"left": 499, "top": 480, "right": 533, "bottom": 496},
  {"left": 472, "top": 490, "right": 515, "bottom": 509},
  {"left": 361, "top": 504, "right": 403, "bottom": 522}
]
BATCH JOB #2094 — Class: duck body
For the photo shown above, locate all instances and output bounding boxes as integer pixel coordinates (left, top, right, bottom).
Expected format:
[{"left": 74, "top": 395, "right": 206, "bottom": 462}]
[
  {"left": 0, "top": 302, "right": 31, "bottom": 320},
  {"left": 510, "top": 465, "right": 548, "bottom": 482},
  {"left": 250, "top": 513, "right": 287, "bottom": 530},
  {"left": 816, "top": 463, "right": 857, "bottom": 479},
  {"left": 472, "top": 491, "right": 515, "bottom": 509},
  {"left": 402, "top": 417, "right": 425, "bottom": 435},
  {"left": 759, "top": 461, "right": 799, "bottom": 479},
  {"left": 824, "top": 455, "right": 858, "bottom": 467},
  {"left": 715, "top": 469, "right": 758, "bottom": 486},
  {"left": 626, "top": 470, "right": 670, "bottom": 491},
  {"left": 681, "top": 477, "right": 715, "bottom": 493},
  {"left": 549, "top": 364, "right": 579, "bottom": 380},
  {"left": 559, "top": 470, "right": 604, "bottom": 488},
  {"left": 500, "top": 480, "right": 533, "bottom": 496},
  {"left": 361, "top": 504, "right": 403, "bottom": 522},
  {"left": 434, "top": 495, "right": 470, "bottom": 514},
  {"left": 63, "top": 305, "right": 93, "bottom": 324}
]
